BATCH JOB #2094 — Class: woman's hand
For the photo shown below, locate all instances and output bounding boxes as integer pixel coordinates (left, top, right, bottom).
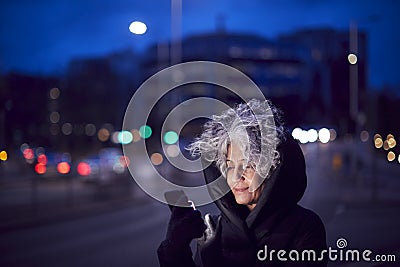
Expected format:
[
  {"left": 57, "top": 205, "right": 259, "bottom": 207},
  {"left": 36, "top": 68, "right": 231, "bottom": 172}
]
[{"left": 166, "top": 198, "right": 206, "bottom": 247}]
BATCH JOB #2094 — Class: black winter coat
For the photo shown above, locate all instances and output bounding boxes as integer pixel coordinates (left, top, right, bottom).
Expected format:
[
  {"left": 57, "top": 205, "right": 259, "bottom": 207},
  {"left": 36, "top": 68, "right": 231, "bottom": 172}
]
[{"left": 158, "top": 136, "right": 327, "bottom": 267}]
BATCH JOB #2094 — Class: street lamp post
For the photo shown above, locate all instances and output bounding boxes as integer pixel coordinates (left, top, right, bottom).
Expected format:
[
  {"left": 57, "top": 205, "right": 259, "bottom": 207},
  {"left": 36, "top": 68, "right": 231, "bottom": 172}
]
[{"left": 349, "top": 21, "right": 360, "bottom": 181}]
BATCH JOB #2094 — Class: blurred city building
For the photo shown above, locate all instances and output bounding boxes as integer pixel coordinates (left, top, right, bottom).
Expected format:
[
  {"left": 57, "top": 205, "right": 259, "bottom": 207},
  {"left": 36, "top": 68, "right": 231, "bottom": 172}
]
[
  {"left": 279, "top": 28, "right": 368, "bottom": 133},
  {"left": 0, "top": 73, "right": 59, "bottom": 148},
  {"left": 2, "top": 27, "right": 399, "bottom": 157},
  {"left": 140, "top": 28, "right": 368, "bottom": 134}
]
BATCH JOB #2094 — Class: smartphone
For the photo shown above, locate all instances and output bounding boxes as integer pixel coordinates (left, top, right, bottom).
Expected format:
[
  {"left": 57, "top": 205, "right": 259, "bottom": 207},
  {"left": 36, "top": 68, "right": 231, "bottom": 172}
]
[{"left": 164, "top": 190, "right": 195, "bottom": 211}]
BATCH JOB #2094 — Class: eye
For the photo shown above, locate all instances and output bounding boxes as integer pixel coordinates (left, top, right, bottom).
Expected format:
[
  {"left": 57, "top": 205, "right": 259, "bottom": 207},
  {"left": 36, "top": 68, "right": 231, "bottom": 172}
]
[
  {"left": 226, "top": 162, "right": 234, "bottom": 173},
  {"left": 245, "top": 163, "right": 255, "bottom": 171}
]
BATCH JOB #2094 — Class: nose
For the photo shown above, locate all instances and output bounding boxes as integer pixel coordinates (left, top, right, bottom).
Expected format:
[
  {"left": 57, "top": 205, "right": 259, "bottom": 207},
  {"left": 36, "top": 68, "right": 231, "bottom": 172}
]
[{"left": 231, "top": 167, "right": 245, "bottom": 184}]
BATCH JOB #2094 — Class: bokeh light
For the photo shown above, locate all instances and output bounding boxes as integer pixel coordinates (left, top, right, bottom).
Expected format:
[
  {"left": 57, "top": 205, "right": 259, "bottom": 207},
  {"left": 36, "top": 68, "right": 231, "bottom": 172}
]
[
  {"left": 37, "top": 154, "right": 47, "bottom": 165},
  {"left": 23, "top": 148, "right": 34, "bottom": 160},
  {"left": 166, "top": 144, "right": 180, "bottom": 157},
  {"left": 119, "top": 156, "right": 130, "bottom": 167},
  {"left": 36, "top": 147, "right": 45, "bottom": 156},
  {"left": 291, "top": 127, "right": 302, "bottom": 140},
  {"left": 374, "top": 137, "right": 383, "bottom": 149},
  {"left": 0, "top": 150, "right": 7, "bottom": 161},
  {"left": 131, "top": 129, "right": 141, "bottom": 142},
  {"left": 318, "top": 128, "right": 330, "bottom": 143},
  {"left": 62, "top": 123, "right": 73, "bottom": 135},
  {"left": 298, "top": 130, "right": 309, "bottom": 144},
  {"left": 348, "top": 53, "right": 357, "bottom": 64},
  {"left": 129, "top": 21, "right": 147, "bottom": 35},
  {"left": 139, "top": 125, "right": 152, "bottom": 139},
  {"left": 329, "top": 129, "right": 337, "bottom": 141},
  {"left": 77, "top": 162, "right": 91, "bottom": 176},
  {"left": 49, "top": 111, "right": 60, "bottom": 123},
  {"left": 387, "top": 151, "right": 395, "bottom": 162},
  {"left": 98, "top": 128, "right": 110, "bottom": 142},
  {"left": 49, "top": 124, "right": 59, "bottom": 135},
  {"left": 118, "top": 131, "right": 133, "bottom": 144},
  {"left": 360, "top": 130, "right": 369, "bottom": 142},
  {"left": 150, "top": 153, "right": 163, "bottom": 165},
  {"left": 35, "top": 163, "right": 46, "bottom": 174},
  {"left": 85, "top": 124, "right": 96, "bottom": 136},
  {"left": 307, "top": 129, "right": 318, "bottom": 143},
  {"left": 49, "top": 87, "right": 60, "bottom": 100},
  {"left": 113, "top": 162, "right": 125, "bottom": 174},
  {"left": 20, "top": 143, "right": 29, "bottom": 153},
  {"left": 57, "top": 162, "right": 70, "bottom": 174},
  {"left": 374, "top": 134, "right": 382, "bottom": 142},
  {"left": 163, "top": 131, "right": 179, "bottom": 144},
  {"left": 388, "top": 137, "right": 396, "bottom": 149},
  {"left": 383, "top": 140, "right": 389, "bottom": 150},
  {"left": 111, "top": 131, "right": 120, "bottom": 144}
]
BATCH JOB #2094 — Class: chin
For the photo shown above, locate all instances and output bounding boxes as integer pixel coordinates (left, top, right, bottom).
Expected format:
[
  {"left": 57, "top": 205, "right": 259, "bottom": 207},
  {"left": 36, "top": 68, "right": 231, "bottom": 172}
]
[{"left": 234, "top": 195, "right": 251, "bottom": 205}]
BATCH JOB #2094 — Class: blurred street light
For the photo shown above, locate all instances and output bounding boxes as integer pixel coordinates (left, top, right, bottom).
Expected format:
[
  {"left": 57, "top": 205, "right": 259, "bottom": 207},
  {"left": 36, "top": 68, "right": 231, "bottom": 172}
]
[
  {"left": 139, "top": 125, "right": 152, "bottom": 139},
  {"left": 150, "top": 153, "right": 163, "bottom": 165},
  {"left": 163, "top": 131, "right": 179, "bottom": 144},
  {"left": 129, "top": 21, "right": 147, "bottom": 35},
  {"left": 57, "top": 162, "right": 70, "bottom": 174},
  {"left": 387, "top": 151, "right": 395, "bottom": 162},
  {"left": 318, "top": 128, "right": 330, "bottom": 144},
  {"left": 348, "top": 53, "right": 358, "bottom": 64},
  {"left": 0, "top": 150, "right": 7, "bottom": 161}
]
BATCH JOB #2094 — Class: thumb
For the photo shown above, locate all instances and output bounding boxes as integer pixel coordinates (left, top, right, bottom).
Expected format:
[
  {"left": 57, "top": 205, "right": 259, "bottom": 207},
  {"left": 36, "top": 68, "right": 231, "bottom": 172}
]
[{"left": 204, "top": 214, "right": 216, "bottom": 240}]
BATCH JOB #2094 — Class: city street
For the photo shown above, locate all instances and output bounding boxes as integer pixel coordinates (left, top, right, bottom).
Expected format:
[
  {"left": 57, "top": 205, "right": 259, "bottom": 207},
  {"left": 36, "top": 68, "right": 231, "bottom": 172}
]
[
  {"left": 1, "top": 1, "right": 399, "bottom": 266},
  {"left": 0, "top": 140, "right": 399, "bottom": 267}
]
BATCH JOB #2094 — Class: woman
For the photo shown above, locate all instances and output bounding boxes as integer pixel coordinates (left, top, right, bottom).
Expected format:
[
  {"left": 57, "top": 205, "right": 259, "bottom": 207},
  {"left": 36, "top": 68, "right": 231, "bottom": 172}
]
[{"left": 158, "top": 99, "right": 327, "bottom": 267}]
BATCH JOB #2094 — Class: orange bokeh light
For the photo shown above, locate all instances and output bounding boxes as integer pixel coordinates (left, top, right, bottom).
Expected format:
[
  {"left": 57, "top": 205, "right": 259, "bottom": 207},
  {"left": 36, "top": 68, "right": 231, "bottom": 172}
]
[{"left": 57, "top": 162, "right": 70, "bottom": 174}]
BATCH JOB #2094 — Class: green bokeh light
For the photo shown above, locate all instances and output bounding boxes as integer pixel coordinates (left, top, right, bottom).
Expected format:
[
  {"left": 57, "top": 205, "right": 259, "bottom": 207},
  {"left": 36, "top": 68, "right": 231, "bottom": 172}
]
[
  {"left": 118, "top": 131, "right": 133, "bottom": 144},
  {"left": 163, "top": 131, "right": 179, "bottom": 144},
  {"left": 139, "top": 125, "right": 152, "bottom": 139}
]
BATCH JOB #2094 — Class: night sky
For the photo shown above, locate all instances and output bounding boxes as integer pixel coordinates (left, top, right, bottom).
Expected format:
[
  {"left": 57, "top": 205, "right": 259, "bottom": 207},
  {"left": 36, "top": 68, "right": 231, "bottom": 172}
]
[{"left": 0, "top": 0, "right": 399, "bottom": 88}]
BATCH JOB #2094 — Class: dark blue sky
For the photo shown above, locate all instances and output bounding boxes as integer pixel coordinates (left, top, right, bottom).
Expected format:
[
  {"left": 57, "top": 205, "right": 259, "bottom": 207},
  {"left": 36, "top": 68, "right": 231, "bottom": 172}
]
[{"left": 0, "top": 0, "right": 399, "bottom": 88}]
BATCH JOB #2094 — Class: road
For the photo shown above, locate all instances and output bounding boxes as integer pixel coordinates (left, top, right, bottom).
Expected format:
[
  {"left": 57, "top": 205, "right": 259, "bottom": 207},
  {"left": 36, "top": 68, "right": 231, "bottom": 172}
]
[
  {"left": 0, "top": 197, "right": 170, "bottom": 267},
  {"left": 1, "top": 140, "right": 399, "bottom": 267}
]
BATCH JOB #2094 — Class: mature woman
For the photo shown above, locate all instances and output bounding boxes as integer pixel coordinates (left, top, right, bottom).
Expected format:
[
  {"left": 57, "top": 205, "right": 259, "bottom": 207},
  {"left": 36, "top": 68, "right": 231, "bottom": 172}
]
[{"left": 158, "top": 99, "right": 327, "bottom": 267}]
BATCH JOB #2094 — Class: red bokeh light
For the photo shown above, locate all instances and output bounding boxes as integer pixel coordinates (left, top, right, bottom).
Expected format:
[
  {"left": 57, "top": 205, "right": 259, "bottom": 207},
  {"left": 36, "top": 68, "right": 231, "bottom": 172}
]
[
  {"left": 35, "top": 163, "right": 46, "bottom": 174},
  {"left": 77, "top": 162, "right": 91, "bottom": 176},
  {"left": 119, "top": 156, "right": 130, "bottom": 167},
  {"left": 57, "top": 162, "right": 70, "bottom": 174},
  {"left": 23, "top": 148, "right": 34, "bottom": 160},
  {"left": 37, "top": 154, "right": 48, "bottom": 165}
]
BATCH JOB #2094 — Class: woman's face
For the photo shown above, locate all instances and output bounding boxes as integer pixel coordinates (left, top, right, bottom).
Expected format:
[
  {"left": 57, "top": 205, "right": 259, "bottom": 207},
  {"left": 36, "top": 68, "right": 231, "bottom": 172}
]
[{"left": 226, "top": 141, "right": 263, "bottom": 210}]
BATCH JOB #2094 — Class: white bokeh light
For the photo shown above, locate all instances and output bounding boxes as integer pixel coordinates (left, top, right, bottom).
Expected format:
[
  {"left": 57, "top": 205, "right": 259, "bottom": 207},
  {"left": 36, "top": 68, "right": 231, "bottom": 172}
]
[
  {"left": 129, "top": 21, "right": 147, "bottom": 35},
  {"left": 307, "top": 129, "right": 318, "bottom": 143},
  {"left": 292, "top": 127, "right": 302, "bottom": 140},
  {"left": 348, "top": 53, "right": 358, "bottom": 64},
  {"left": 318, "top": 128, "right": 331, "bottom": 143}
]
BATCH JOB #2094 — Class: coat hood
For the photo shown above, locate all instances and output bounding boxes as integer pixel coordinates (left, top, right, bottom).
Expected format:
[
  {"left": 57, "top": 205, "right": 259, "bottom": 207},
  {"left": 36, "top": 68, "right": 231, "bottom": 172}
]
[{"left": 202, "top": 133, "right": 307, "bottom": 229}]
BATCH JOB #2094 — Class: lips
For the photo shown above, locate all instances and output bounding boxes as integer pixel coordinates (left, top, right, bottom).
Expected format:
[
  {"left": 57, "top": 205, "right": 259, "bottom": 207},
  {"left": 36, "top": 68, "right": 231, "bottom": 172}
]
[{"left": 234, "top": 187, "right": 249, "bottom": 193}]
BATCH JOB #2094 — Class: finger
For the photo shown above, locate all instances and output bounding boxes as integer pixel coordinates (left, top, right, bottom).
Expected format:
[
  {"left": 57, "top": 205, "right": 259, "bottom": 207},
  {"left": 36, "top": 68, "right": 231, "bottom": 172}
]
[{"left": 204, "top": 214, "right": 215, "bottom": 231}]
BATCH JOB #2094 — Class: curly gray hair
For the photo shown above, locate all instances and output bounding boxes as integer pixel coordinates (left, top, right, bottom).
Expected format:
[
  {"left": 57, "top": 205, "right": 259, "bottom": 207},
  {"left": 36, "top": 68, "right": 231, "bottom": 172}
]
[{"left": 187, "top": 99, "right": 286, "bottom": 179}]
